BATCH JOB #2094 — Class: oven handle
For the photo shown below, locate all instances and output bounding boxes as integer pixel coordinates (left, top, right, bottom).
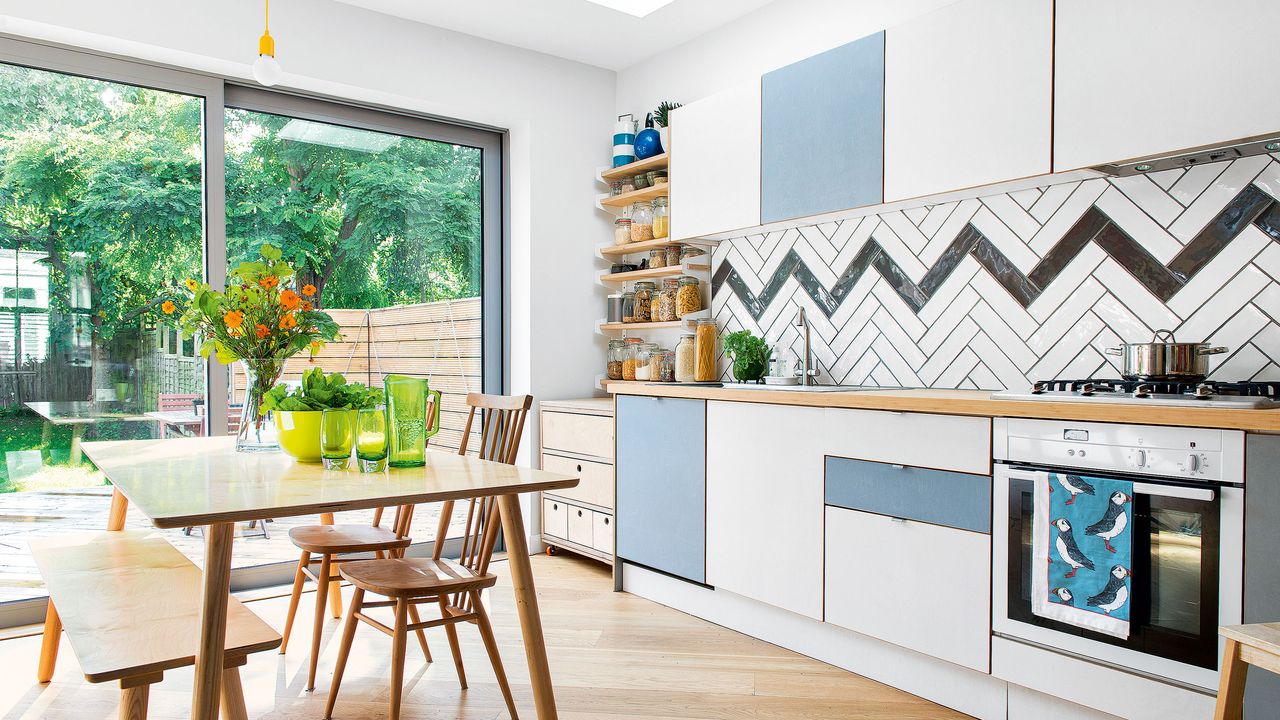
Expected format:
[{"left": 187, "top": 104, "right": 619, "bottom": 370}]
[{"left": 1132, "top": 482, "right": 1215, "bottom": 501}]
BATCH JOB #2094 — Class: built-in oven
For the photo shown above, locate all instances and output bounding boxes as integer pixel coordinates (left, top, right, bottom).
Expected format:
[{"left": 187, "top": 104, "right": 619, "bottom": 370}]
[{"left": 993, "top": 418, "right": 1244, "bottom": 691}]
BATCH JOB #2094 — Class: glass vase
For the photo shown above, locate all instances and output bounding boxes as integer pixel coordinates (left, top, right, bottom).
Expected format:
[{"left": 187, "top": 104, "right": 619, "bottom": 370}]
[{"left": 236, "top": 357, "right": 287, "bottom": 453}]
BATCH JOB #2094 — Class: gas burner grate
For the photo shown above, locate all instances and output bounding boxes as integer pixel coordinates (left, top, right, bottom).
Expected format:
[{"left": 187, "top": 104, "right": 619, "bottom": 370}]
[{"left": 1030, "top": 378, "right": 1280, "bottom": 400}]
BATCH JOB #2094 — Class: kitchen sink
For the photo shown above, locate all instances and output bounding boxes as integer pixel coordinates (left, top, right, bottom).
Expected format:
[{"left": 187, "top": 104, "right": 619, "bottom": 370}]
[{"left": 720, "top": 383, "right": 883, "bottom": 393}]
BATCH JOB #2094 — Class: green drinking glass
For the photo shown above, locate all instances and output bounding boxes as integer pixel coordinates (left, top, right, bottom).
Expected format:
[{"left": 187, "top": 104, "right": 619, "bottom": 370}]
[
  {"left": 384, "top": 375, "right": 441, "bottom": 468},
  {"left": 356, "top": 407, "right": 388, "bottom": 473},
  {"left": 320, "top": 409, "right": 357, "bottom": 470}
]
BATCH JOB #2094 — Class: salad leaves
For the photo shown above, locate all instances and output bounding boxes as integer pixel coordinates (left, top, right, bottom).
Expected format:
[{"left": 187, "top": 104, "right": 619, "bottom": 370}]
[{"left": 260, "top": 367, "right": 381, "bottom": 412}]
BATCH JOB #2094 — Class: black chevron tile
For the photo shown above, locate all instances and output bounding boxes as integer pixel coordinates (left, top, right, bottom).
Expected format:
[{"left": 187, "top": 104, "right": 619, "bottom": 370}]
[
  {"left": 971, "top": 235, "right": 1040, "bottom": 306},
  {"left": 828, "top": 243, "right": 880, "bottom": 303},
  {"left": 1170, "top": 185, "right": 1275, "bottom": 281},
  {"left": 1091, "top": 222, "right": 1184, "bottom": 302},
  {"left": 1256, "top": 201, "right": 1280, "bottom": 241},
  {"left": 919, "top": 225, "right": 982, "bottom": 297},
  {"left": 1028, "top": 207, "right": 1109, "bottom": 289}
]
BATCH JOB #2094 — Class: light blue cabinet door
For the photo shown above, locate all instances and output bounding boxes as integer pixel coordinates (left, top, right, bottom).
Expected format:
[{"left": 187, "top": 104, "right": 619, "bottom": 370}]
[
  {"left": 761, "top": 31, "right": 885, "bottom": 223},
  {"left": 615, "top": 396, "right": 706, "bottom": 583}
]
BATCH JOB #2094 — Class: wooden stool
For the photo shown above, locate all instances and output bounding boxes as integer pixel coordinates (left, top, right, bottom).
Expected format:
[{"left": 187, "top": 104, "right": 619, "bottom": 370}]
[{"left": 1214, "top": 623, "right": 1280, "bottom": 720}]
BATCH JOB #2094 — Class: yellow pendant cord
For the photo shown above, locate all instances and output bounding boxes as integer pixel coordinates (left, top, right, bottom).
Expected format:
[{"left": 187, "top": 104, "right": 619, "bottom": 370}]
[{"left": 258, "top": 0, "right": 275, "bottom": 57}]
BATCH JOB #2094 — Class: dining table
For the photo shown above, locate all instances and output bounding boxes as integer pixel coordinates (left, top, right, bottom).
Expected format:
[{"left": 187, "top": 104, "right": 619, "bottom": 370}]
[{"left": 80, "top": 435, "right": 580, "bottom": 720}]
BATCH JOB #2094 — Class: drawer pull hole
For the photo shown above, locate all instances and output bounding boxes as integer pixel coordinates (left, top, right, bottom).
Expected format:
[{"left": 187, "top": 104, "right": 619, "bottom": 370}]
[
  {"left": 552, "top": 504, "right": 558, "bottom": 510},
  {"left": 604, "top": 518, "right": 610, "bottom": 525},
  {"left": 577, "top": 510, "right": 583, "bottom": 517},
  {"left": 577, "top": 464, "right": 583, "bottom": 472}
]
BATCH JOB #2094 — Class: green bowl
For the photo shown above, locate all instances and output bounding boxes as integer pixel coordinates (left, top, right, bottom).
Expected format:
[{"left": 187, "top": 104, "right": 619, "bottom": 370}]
[{"left": 275, "top": 410, "right": 323, "bottom": 462}]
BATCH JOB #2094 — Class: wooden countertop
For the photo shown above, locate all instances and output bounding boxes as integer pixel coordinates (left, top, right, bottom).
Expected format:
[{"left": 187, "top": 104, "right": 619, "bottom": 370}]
[{"left": 604, "top": 383, "right": 1280, "bottom": 433}]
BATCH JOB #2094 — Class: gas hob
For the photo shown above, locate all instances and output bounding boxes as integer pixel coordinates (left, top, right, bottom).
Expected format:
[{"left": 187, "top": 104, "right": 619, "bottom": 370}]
[{"left": 991, "top": 378, "right": 1280, "bottom": 409}]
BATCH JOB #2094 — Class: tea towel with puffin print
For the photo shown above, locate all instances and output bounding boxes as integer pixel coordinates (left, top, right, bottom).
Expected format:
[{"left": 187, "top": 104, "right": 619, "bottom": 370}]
[{"left": 1032, "top": 471, "right": 1133, "bottom": 638}]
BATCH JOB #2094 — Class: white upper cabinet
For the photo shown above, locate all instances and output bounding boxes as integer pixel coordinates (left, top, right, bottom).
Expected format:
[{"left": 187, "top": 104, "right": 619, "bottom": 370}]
[
  {"left": 669, "top": 80, "right": 761, "bottom": 241},
  {"left": 1054, "top": 0, "right": 1280, "bottom": 171},
  {"left": 883, "top": 0, "right": 1053, "bottom": 203}
]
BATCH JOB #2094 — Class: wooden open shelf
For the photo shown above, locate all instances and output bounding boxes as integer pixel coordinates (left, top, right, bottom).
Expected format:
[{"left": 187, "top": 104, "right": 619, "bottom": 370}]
[
  {"left": 600, "top": 238, "right": 690, "bottom": 258},
  {"left": 598, "top": 262, "right": 710, "bottom": 284},
  {"left": 600, "top": 153, "right": 669, "bottom": 181},
  {"left": 599, "top": 320, "right": 685, "bottom": 332},
  {"left": 599, "top": 184, "right": 668, "bottom": 209}
]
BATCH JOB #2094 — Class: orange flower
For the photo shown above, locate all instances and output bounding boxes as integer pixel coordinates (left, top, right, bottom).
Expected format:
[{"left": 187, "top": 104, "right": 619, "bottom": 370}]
[
  {"left": 184, "top": 278, "right": 199, "bottom": 291},
  {"left": 161, "top": 300, "right": 176, "bottom": 315},
  {"left": 259, "top": 275, "right": 279, "bottom": 290},
  {"left": 302, "top": 284, "right": 317, "bottom": 296},
  {"left": 254, "top": 323, "right": 270, "bottom": 339},
  {"left": 301, "top": 301, "right": 313, "bottom": 311},
  {"left": 279, "top": 289, "right": 301, "bottom": 310},
  {"left": 309, "top": 340, "right": 323, "bottom": 353},
  {"left": 279, "top": 313, "right": 297, "bottom": 330},
  {"left": 223, "top": 310, "right": 245, "bottom": 330}
]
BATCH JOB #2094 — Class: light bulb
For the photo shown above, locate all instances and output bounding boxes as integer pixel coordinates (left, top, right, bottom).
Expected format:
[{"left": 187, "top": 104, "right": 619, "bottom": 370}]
[{"left": 253, "top": 54, "right": 282, "bottom": 86}]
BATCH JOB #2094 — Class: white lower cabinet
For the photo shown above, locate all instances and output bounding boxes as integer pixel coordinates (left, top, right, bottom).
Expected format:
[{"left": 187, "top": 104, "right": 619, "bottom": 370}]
[
  {"left": 706, "top": 401, "right": 825, "bottom": 619},
  {"left": 825, "top": 506, "right": 991, "bottom": 672}
]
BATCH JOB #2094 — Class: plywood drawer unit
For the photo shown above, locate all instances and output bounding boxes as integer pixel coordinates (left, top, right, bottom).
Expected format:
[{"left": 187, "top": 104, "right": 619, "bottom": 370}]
[
  {"left": 541, "top": 410, "right": 614, "bottom": 461},
  {"left": 539, "top": 398, "right": 615, "bottom": 564},
  {"left": 541, "top": 453, "right": 613, "bottom": 509}
]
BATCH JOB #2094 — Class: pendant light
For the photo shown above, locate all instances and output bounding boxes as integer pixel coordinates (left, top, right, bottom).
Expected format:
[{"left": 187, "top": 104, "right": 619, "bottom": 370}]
[{"left": 251, "top": 0, "right": 282, "bottom": 86}]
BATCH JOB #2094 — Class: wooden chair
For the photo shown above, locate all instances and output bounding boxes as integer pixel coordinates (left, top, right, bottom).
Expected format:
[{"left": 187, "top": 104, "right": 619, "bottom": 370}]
[
  {"left": 280, "top": 394, "right": 441, "bottom": 691},
  {"left": 1214, "top": 623, "right": 1280, "bottom": 720},
  {"left": 324, "top": 392, "right": 533, "bottom": 720}
]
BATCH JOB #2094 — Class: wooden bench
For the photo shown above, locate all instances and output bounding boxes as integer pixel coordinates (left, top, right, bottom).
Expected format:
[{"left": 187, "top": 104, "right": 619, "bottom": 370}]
[{"left": 31, "top": 530, "right": 281, "bottom": 719}]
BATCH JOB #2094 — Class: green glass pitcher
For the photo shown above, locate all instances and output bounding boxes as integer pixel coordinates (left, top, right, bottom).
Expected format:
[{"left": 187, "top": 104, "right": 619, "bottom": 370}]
[{"left": 384, "top": 374, "right": 441, "bottom": 467}]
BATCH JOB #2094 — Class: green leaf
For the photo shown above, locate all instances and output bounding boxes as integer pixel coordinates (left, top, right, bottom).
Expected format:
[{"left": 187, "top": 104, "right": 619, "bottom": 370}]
[{"left": 260, "top": 243, "right": 282, "bottom": 261}]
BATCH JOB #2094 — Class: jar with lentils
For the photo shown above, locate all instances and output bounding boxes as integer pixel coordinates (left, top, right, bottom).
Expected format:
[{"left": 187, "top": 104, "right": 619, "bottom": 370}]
[{"left": 607, "top": 339, "right": 626, "bottom": 380}]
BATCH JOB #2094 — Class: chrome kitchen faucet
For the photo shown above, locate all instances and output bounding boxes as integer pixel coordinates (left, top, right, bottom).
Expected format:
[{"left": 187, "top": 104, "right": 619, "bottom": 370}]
[{"left": 794, "top": 306, "right": 820, "bottom": 386}]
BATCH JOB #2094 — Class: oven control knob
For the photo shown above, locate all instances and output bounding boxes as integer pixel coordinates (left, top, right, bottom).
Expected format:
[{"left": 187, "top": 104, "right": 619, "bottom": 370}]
[
  {"left": 1187, "top": 454, "right": 1202, "bottom": 473},
  {"left": 1133, "top": 449, "right": 1148, "bottom": 468}
]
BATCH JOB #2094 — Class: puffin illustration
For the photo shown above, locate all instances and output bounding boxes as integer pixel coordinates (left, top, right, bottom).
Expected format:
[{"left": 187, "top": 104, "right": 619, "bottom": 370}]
[
  {"left": 1087, "top": 565, "right": 1130, "bottom": 615},
  {"left": 1086, "top": 491, "right": 1131, "bottom": 553},
  {"left": 1055, "top": 474, "right": 1096, "bottom": 505},
  {"left": 1053, "top": 518, "right": 1094, "bottom": 578},
  {"left": 1050, "top": 587, "right": 1075, "bottom": 606}
]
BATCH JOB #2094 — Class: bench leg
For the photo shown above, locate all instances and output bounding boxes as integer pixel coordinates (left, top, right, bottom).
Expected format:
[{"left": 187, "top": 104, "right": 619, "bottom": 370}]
[
  {"left": 307, "top": 553, "right": 333, "bottom": 691},
  {"left": 1214, "top": 638, "right": 1248, "bottom": 720},
  {"left": 37, "top": 601, "right": 61, "bottom": 683},
  {"left": 220, "top": 666, "right": 249, "bottom": 720},
  {"left": 119, "top": 684, "right": 150, "bottom": 720},
  {"left": 192, "top": 522, "right": 234, "bottom": 720}
]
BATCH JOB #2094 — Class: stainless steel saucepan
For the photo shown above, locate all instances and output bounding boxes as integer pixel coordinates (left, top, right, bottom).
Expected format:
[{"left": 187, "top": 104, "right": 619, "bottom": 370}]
[{"left": 1105, "top": 329, "right": 1227, "bottom": 381}]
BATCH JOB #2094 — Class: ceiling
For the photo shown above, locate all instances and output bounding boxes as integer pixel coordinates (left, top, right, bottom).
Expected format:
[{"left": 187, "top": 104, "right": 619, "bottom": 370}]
[{"left": 333, "top": 0, "right": 778, "bottom": 70}]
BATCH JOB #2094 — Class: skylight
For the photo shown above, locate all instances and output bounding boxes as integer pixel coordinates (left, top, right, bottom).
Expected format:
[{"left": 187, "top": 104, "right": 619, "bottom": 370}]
[{"left": 582, "top": 0, "right": 678, "bottom": 18}]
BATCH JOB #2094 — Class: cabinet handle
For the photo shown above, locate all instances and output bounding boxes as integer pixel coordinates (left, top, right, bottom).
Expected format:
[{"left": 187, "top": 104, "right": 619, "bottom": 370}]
[
  {"left": 577, "top": 509, "right": 583, "bottom": 517},
  {"left": 604, "top": 517, "right": 610, "bottom": 525},
  {"left": 577, "top": 464, "right": 583, "bottom": 472},
  {"left": 552, "top": 503, "right": 559, "bottom": 510}
]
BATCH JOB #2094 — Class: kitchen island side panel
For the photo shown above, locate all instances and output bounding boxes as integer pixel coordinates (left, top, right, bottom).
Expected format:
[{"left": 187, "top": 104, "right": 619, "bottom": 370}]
[{"left": 1244, "top": 433, "right": 1280, "bottom": 720}]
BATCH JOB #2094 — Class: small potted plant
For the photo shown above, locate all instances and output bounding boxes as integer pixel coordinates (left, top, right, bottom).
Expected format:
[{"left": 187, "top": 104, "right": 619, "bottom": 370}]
[
  {"left": 723, "top": 330, "right": 772, "bottom": 383},
  {"left": 109, "top": 365, "right": 131, "bottom": 402},
  {"left": 260, "top": 367, "right": 382, "bottom": 463},
  {"left": 654, "top": 101, "right": 681, "bottom": 154}
]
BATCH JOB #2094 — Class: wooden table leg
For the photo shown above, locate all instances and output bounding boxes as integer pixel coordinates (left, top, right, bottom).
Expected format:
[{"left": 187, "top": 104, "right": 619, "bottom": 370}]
[
  {"left": 220, "top": 665, "right": 249, "bottom": 720},
  {"left": 497, "top": 493, "right": 558, "bottom": 720},
  {"left": 192, "top": 522, "right": 234, "bottom": 720},
  {"left": 319, "top": 512, "right": 343, "bottom": 618},
  {"left": 1214, "top": 638, "right": 1248, "bottom": 720},
  {"left": 107, "top": 488, "right": 130, "bottom": 531},
  {"left": 69, "top": 425, "right": 83, "bottom": 465}
]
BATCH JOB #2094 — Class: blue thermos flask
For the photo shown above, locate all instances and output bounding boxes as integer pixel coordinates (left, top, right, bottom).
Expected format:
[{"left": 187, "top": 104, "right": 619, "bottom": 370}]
[
  {"left": 634, "top": 112, "right": 663, "bottom": 160},
  {"left": 613, "top": 114, "right": 636, "bottom": 168}
]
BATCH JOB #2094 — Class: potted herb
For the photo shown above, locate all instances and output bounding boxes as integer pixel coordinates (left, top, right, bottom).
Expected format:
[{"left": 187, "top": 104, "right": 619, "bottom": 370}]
[
  {"left": 654, "top": 101, "right": 681, "bottom": 153},
  {"left": 723, "top": 330, "right": 772, "bottom": 383},
  {"left": 261, "top": 367, "right": 382, "bottom": 462}
]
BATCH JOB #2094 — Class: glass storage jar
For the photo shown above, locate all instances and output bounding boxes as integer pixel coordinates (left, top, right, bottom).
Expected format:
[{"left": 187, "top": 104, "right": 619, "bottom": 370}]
[
  {"left": 681, "top": 245, "right": 706, "bottom": 262},
  {"left": 657, "top": 278, "right": 679, "bottom": 322},
  {"left": 613, "top": 217, "right": 632, "bottom": 246},
  {"left": 622, "top": 337, "right": 643, "bottom": 380},
  {"left": 635, "top": 343, "right": 659, "bottom": 381},
  {"left": 621, "top": 290, "right": 637, "bottom": 323},
  {"left": 664, "top": 244, "right": 681, "bottom": 267},
  {"left": 633, "top": 281, "right": 656, "bottom": 322},
  {"left": 675, "top": 334, "right": 697, "bottom": 382},
  {"left": 607, "top": 339, "right": 626, "bottom": 380},
  {"left": 633, "top": 173, "right": 649, "bottom": 190},
  {"left": 657, "top": 350, "right": 676, "bottom": 382},
  {"left": 652, "top": 197, "right": 669, "bottom": 239},
  {"left": 648, "top": 344, "right": 665, "bottom": 381},
  {"left": 694, "top": 318, "right": 718, "bottom": 382},
  {"left": 677, "top": 275, "right": 702, "bottom": 318},
  {"left": 630, "top": 202, "right": 654, "bottom": 242},
  {"left": 648, "top": 248, "right": 667, "bottom": 269}
]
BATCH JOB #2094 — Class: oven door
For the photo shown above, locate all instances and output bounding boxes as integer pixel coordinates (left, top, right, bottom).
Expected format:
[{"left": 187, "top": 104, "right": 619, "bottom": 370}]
[{"left": 993, "top": 463, "right": 1242, "bottom": 690}]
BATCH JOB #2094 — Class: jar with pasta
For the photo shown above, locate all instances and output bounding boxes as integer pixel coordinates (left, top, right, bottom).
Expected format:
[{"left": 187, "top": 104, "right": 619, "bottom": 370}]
[
  {"left": 635, "top": 343, "right": 659, "bottom": 381},
  {"left": 657, "top": 278, "right": 679, "bottom": 322},
  {"left": 677, "top": 275, "right": 702, "bottom": 318},
  {"left": 652, "top": 197, "right": 669, "bottom": 239},
  {"left": 607, "top": 339, "right": 625, "bottom": 380},
  {"left": 632, "top": 281, "right": 656, "bottom": 322},
  {"left": 694, "top": 318, "right": 718, "bottom": 382},
  {"left": 621, "top": 337, "right": 643, "bottom": 380},
  {"left": 675, "top": 334, "right": 696, "bottom": 382},
  {"left": 630, "top": 202, "right": 654, "bottom": 243}
]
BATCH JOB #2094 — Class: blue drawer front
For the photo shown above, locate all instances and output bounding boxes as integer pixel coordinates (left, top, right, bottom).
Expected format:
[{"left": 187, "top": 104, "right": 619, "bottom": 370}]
[
  {"left": 761, "top": 31, "right": 884, "bottom": 223},
  {"left": 615, "top": 396, "right": 706, "bottom": 583},
  {"left": 825, "top": 456, "right": 991, "bottom": 533}
]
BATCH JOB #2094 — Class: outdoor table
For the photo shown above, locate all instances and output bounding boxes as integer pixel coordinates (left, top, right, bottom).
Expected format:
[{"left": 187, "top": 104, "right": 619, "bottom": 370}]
[
  {"left": 143, "top": 409, "right": 205, "bottom": 438},
  {"left": 81, "top": 435, "right": 579, "bottom": 720},
  {"left": 25, "top": 401, "right": 153, "bottom": 463}
]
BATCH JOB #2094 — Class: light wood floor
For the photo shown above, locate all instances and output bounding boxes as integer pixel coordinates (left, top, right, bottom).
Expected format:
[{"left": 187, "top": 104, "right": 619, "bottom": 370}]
[{"left": 0, "top": 552, "right": 968, "bottom": 719}]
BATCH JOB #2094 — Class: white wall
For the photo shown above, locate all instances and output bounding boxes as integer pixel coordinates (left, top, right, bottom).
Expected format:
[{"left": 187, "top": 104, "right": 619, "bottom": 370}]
[
  {"left": 616, "top": 0, "right": 959, "bottom": 120},
  {"left": 0, "top": 0, "right": 616, "bottom": 457}
]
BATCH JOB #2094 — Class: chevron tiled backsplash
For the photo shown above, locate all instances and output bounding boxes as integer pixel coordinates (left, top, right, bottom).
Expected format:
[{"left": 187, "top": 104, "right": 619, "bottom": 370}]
[{"left": 710, "top": 155, "right": 1280, "bottom": 389}]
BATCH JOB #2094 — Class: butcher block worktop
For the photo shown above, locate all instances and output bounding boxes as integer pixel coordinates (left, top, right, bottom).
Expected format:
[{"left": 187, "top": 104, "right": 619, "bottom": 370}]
[{"left": 604, "top": 383, "right": 1280, "bottom": 433}]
